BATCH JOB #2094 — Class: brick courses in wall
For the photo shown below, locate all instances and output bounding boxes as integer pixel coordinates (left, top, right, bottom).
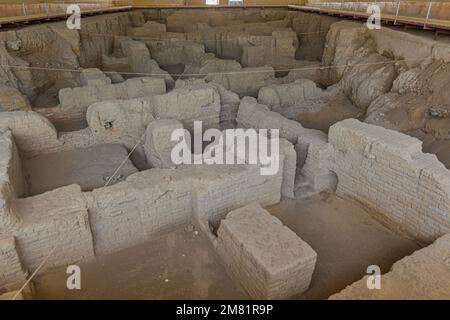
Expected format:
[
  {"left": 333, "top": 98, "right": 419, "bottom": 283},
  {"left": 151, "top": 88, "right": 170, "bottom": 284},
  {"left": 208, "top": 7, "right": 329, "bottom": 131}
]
[
  {"left": 0, "top": 129, "right": 285, "bottom": 289},
  {"left": 237, "top": 98, "right": 450, "bottom": 243},
  {"left": 0, "top": 131, "right": 25, "bottom": 232},
  {"left": 59, "top": 77, "right": 167, "bottom": 119},
  {"left": 13, "top": 185, "right": 95, "bottom": 271},
  {"left": 0, "top": 83, "right": 223, "bottom": 158},
  {"left": 328, "top": 119, "right": 450, "bottom": 243},
  {"left": 215, "top": 203, "right": 317, "bottom": 299},
  {"left": 0, "top": 237, "right": 28, "bottom": 293}
]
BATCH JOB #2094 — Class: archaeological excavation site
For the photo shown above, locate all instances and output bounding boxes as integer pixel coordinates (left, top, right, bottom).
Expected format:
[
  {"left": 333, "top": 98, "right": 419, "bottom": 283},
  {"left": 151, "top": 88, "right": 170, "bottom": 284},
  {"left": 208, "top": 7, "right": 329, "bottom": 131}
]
[{"left": 0, "top": 1, "right": 450, "bottom": 302}]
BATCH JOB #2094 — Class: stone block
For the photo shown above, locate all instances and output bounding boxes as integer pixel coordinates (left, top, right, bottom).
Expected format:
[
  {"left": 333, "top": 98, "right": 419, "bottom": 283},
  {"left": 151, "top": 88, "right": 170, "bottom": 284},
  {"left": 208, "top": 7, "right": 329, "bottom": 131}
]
[{"left": 216, "top": 203, "right": 317, "bottom": 299}]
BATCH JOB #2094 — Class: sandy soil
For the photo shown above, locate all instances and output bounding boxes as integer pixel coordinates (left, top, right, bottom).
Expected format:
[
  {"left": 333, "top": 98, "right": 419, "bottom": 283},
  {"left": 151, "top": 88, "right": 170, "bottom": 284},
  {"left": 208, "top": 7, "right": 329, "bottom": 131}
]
[
  {"left": 33, "top": 192, "right": 419, "bottom": 300},
  {"left": 409, "top": 130, "right": 450, "bottom": 169},
  {"left": 268, "top": 192, "right": 420, "bottom": 299},
  {"left": 161, "top": 64, "right": 186, "bottom": 80},
  {"left": 33, "top": 225, "right": 248, "bottom": 300},
  {"left": 293, "top": 100, "right": 362, "bottom": 132},
  {"left": 23, "top": 144, "right": 138, "bottom": 196}
]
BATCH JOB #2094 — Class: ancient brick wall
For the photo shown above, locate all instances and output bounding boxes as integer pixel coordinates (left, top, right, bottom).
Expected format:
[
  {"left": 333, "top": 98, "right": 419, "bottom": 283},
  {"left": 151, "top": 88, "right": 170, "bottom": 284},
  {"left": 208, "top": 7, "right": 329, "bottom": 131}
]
[
  {"left": 0, "top": 237, "right": 28, "bottom": 293},
  {"left": 328, "top": 119, "right": 450, "bottom": 243}
]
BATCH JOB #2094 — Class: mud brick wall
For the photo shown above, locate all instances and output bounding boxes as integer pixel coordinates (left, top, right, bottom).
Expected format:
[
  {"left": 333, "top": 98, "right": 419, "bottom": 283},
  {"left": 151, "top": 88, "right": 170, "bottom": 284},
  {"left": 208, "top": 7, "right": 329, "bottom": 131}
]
[
  {"left": 192, "top": 164, "right": 283, "bottom": 228},
  {"left": 13, "top": 185, "right": 95, "bottom": 271},
  {"left": 119, "top": 40, "right": 173, "bottom": 86},
  {"left": 209, "top": 66, "right": 276, "bottom": 97},
  {"left": 0, "top": 237, "right": 28, "bottom": 292},
  {"left": 0, "top": 131, "right": 25, "bottom": 232},
  {"left": 297, "top": 133, "right": 337, "bottom": 192},
  {"left": 216, "top": 203, "right": 317, "bottom": 299},
  {"left": 237, "top": 96, "right": 308, "bottom": 144},
  {"left": 89, "top": 164, "right": 284, "bottom": 255},
  {"left": 0, "top": 112, "right": 62, "bottom": 157},
  {"left": 236, "top": 96, "right": 328, "bottom": 177},
  {"left": 59, "top": 77, "right": 166, "bottom": 118},
  {"left": 328, "top": 119, "right": 450, "bottom": 243},
  {"left": 87, "top": 170, "right": 193, "bottom": 255},
  {"left": 0, "top": 162, "right": 284, "bottom": 291},
  {"left": 0, "top": 111, "right": 107, "bottom": 158},
  {"left": 149, "top": 84, "right": 221, "bottom": 130},
  {"left": 329, "top": 233, "right": 450, "bottom": 300},
  {"left": 0, "top": 84, "right": 221, "bottom": 158},
  {"left": 279, "top": 138, "right": 296, "bottom": 198}
]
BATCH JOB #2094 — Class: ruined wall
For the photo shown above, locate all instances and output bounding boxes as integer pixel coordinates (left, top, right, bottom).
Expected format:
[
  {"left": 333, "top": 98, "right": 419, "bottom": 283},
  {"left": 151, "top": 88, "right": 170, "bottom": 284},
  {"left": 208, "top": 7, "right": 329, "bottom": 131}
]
[
  {"left": 215, "top": 203, "right": 317, "bottom": 299},
  {"left": 162, "top": 8, "right": 289, "bottom": 33},
  {"left": 59, "top": 77, "right": 166, "bottom": 119},
  {"left": 0, "top": 237, "right": 28, "bottom": 293},
  {"left": 152, "top": 84, "right": 221, "bottom": 129},
  {"left": 119, "top": 39, "right": 173, "bottom": 86},
  {"left": 13, "top": 185, "right": 95, "bottom": 271},
  {"left": 184, "top": 19, "right": 299, "bottom": 69},
  {"left": 329, "top": 233, "right": 450, "bottom": 300},
  {"left": 0, "top": 82, "right": 222, "bottom": 159},
  {"left": 0, "top": 112, "right": 62, "bottom": 157},
  {"left": 256, "top": 78, "right": 358, "bottom": 131},
  {"left": 237, "top": 96, "right": 326, "bottom": 144},
  {"left": 288, "top": 10, "right": 340, "bottom": 61},
  {"left": 0, "top": 11, "right": 145, "bottom": 100},
  {"left": 322, "top": 21, "right": 450, "bottom": 89},
  {"left": 0, "top": 128, "right": 285, "bottom": 290},
  {"left": 304, "top": 119, "right": 450, "bottom": 243},
  {"left": 86, "top": 169, "right": 192, "bottom": 255},
  {"left": 320, "top": 21, "right": 450, "bottom": 139},
  {"left": 236, "top": 96, "right": 335, "bottom": 192},
  {"left": 236, "top": 96, "right": 450, "bottom": 243},
  {"left": 0, "top": 131, "right": 26, "bottom": 232},
  {"left": 0, "top": 151, "right": 94, "bottom": 288}
]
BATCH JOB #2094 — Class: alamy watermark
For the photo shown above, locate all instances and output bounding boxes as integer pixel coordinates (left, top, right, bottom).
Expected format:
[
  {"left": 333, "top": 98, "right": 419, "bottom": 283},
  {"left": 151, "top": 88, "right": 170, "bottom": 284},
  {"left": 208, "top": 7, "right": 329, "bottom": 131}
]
[
  {"left": 66, "top": 4, "right": 81, "bottom": 30},
  {"left": 366, "top": 5, "right": 382, "bottom": 30},
  {"left": 366, "top": 265, "right": 382, "bottom": 290},
  {"left": 66, "top": 265, "right": 81, "bottom": 290},
  {"left": 171, "top": 121, "right": 280, "bottom": 176}
]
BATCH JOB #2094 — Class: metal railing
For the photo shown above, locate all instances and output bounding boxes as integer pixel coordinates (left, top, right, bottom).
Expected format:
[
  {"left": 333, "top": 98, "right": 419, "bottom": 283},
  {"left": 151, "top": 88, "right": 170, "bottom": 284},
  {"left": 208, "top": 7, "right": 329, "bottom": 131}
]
[
  {"left": 289, "top": 1, "right": 450, "bottom": 30},
  {"left": 0, "top": 1, "right": 132, "bottom": 21}
]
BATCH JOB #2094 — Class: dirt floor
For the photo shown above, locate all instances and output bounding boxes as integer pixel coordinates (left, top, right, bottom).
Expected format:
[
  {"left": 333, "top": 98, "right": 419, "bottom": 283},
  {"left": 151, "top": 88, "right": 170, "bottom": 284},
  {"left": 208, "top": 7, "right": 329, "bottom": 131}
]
[
  {"left": 268, "top": 192, "right": 421, "bottom": 300},
  {"left": 292, "top": 100, "right": 362, "bottom": 132},
  {"left": 33, "top": 225, "right": 248, "bottom": 300},
  {"left": 33, "top": 192, "right": 420, "bottom": 300},
  {"left": 23, "top": 144, "right": 138, "bottom": 196}
]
